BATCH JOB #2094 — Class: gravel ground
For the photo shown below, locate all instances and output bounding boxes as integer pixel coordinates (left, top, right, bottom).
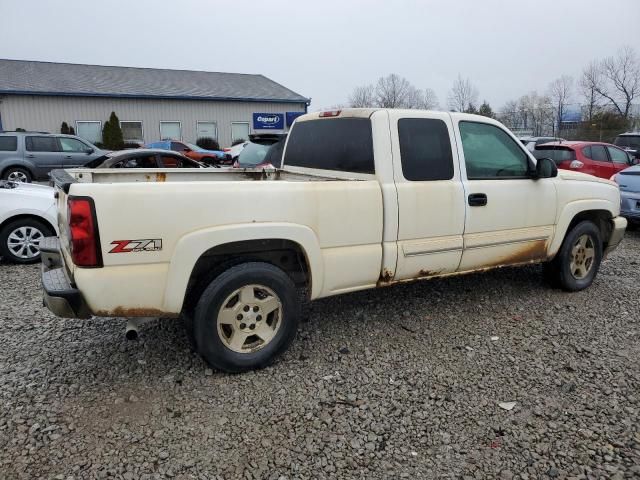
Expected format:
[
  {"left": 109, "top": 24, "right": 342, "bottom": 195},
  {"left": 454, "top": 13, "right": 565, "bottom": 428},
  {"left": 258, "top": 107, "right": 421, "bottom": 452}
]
[{"left": 1, "top": 231, "right": 639, "bottom": 480}]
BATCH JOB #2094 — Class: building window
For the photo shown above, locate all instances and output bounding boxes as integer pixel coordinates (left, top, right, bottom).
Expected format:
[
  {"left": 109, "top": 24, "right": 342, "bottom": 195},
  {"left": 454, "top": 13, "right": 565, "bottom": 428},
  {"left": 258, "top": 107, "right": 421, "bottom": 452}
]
[
  {"left": 120, "top": 121, "right": 144, "bottom": 143},
  {"left": 196, "top": 121, "right": 217, "bottom": 140},
  {"left": 231, "top": 122, "right": 250, "bottom": 144},
  {"left": 160, "top": 121, "right": 181, "bottom": 141},
  {"left": 75, "top": 121, "right": 102, "bottom": 144}
]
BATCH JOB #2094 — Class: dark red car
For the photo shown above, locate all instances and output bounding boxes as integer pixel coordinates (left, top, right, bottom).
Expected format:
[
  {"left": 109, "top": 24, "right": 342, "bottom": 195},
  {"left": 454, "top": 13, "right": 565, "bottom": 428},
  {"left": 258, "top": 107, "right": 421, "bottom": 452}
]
[{"left": 534, "top": 141, "right": 634, "bottom": 179}]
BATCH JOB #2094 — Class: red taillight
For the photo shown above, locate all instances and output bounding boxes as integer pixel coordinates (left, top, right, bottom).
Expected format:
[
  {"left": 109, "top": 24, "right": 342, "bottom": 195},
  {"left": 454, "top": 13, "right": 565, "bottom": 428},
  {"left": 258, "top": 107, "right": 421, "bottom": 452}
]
[
  {"left": 68, "top": 197, "right": 102, "bottom": 267},
  {"left": 319, "top": 110, "right": 341, "bottom": 117}
]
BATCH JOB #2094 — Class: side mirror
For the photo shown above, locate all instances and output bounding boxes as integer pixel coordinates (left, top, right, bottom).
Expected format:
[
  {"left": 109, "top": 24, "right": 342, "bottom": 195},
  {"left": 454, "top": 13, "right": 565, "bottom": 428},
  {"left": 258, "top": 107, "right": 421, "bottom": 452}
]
[
  {"left": 534, "top": 157, "right": 558, "bottom": 179},
  {"left": 84, "top": 147, "right": 94, "bottom": 154}
]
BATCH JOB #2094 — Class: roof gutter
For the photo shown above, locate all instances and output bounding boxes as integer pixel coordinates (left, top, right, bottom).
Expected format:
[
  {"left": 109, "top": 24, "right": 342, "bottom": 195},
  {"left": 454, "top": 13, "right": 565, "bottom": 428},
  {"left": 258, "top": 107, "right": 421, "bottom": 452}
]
[{"left": 0, "top": 90, "right": 311, "bottom": 104}]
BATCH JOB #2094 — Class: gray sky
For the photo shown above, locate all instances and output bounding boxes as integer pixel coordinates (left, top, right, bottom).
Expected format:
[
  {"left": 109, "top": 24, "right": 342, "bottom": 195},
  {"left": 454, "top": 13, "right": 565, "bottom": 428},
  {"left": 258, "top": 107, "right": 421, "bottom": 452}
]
[{"left": 1, "top": 0, "right": 639, "bottom": 111}]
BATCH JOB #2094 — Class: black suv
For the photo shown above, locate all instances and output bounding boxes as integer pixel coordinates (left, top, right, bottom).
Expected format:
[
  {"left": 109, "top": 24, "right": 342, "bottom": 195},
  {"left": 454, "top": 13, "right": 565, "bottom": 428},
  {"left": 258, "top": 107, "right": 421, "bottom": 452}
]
[{"left": 614, "top": 132, "right": 640, "bottom": 160}]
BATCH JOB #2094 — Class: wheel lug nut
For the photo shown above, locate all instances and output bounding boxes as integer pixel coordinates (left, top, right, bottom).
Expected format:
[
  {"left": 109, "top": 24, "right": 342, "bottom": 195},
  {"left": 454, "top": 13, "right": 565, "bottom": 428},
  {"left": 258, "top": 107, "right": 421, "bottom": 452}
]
[
  {"left": 256, "top": 315, "right": 262, "bottom": 321},
  {"left": 249, "top": 324, "right": 256, "bottom": 330},
  {"left": 243, "top": 305, "right": 250, "bottom": 312},
  {"left": 253, "top": 306, "right": 259, "bottom": 312},
  {"left": 237, "top": 314, "right": 243, "bottom": 320},
  {"left": 240, "top": 323, "right": 246, "bottom": 329}
]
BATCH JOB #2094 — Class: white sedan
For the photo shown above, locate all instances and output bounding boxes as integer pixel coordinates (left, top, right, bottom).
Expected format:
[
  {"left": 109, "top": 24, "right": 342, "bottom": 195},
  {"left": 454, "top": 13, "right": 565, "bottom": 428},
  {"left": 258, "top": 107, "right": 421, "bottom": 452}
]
[{"left": 0, "top": 180, "right": 57, "bottom": 263}]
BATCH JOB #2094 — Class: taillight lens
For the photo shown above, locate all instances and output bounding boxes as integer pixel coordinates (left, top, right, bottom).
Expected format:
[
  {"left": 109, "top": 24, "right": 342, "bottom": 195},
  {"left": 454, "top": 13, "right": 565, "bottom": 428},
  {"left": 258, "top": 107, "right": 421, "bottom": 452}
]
[{"left": 68, "top": 197, "right": 102, "bottom": 267}]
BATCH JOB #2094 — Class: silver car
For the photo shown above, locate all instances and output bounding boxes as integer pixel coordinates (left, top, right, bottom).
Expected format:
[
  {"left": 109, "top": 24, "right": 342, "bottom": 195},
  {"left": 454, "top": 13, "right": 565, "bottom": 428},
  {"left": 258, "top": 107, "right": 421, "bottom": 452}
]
[
  {"left": 612, "top": 165, "right": 640, "bottom": 225},
  {"left": 0, "top": 131, "right": 106, "bottom": 182}
]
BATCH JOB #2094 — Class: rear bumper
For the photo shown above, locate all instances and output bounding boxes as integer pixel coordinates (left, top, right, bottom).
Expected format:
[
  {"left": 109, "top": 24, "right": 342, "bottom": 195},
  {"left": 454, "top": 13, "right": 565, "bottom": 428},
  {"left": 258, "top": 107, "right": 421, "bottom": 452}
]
[
  {"left": 40, "top": 237, "right": 91, "bottom": 319},
  {"left": 604, "top": 216, "right": 627, "bottom": 257}
]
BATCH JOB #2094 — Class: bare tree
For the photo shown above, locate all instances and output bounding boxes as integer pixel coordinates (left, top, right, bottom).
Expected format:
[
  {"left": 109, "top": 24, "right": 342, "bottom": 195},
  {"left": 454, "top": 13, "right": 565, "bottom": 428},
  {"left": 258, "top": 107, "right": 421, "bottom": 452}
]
[
  {"left": 348, "top": 84, "right": 375, "bottom": 108},
  {"left": 594, "top": 46, "right": 640, "bottom": 118},
  {"left": 548, "top": 75, "right": 573, "bottom": 134},
  {"left": 498, "top": 100, "right": 520, "bottom": 129},
  {"left": 348, "top": 75, "right": 439, "bottom": 110},
  {"left": 375, "top": 74, "right": 412, "bottom": 108},
  {"left": 580, "top": 61, "right": 603, "bottom": 122},
  {"left": 421, "top": 88, "right": 440, "bottom": 110},
  {"left": 447, "top": 75, "right": 479, "bottom": 112}
]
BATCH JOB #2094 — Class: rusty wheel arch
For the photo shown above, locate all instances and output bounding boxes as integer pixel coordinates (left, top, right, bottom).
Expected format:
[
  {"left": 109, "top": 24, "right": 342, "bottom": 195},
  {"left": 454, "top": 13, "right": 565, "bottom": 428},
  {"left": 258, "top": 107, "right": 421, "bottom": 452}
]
[{"left": 182, "top": 239, "right": 311, "bottom": 315}]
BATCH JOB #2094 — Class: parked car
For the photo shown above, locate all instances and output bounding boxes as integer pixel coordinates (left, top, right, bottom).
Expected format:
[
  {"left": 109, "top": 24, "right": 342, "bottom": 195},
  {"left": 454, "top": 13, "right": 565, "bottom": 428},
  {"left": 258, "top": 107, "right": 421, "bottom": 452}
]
[
  {"left": 0, "top": 180, "right": 57, "bottom": 263},
  {"left": 0, "top": 131, "right": 106, "bottom": 182},
  {"left": 614, "top": 132, "right": 640, "bottom": 160},
  {"left": 233, "top": 134, "right": 287, "bottom": 169},
  {"left": 611, "top": 165, "right": 640, "bottom": 225},
  {"left": 224, "top": 140, "right": 249, "bottom": 160},
  {"left": 533, "top": 141, "right": 635, "bottom": 179},
  {"left": 41, "top": 109, "right": 626, "bottom": 373},
  {"left": 146, "top": 140, "right": 228, "bottom": 166},
  {"left": 84, "top": 149, "right": 207, "bottom": 169},
  {"left": 520, "top": 136, "right": 564, "bottom": 152}
]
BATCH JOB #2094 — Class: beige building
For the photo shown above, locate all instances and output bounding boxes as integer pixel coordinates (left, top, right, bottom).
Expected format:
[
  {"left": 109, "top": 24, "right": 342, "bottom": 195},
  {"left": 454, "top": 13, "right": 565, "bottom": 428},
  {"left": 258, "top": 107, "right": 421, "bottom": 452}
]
[{"left": 0, "top": 60, "right": 309, "bottom": 147}]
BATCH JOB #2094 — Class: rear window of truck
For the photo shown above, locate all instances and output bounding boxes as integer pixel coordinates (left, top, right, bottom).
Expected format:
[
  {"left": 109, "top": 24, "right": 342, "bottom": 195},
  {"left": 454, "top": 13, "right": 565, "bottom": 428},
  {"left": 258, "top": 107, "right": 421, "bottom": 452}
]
[
  {"left": 284, "top": 118, "right": 374, "bottom": 174},
  {"left": 0, "top": 136, "right": 17, "bottom": 151},
  {"left": 398, "top": 118, "right": 454, "bottom": 181}
]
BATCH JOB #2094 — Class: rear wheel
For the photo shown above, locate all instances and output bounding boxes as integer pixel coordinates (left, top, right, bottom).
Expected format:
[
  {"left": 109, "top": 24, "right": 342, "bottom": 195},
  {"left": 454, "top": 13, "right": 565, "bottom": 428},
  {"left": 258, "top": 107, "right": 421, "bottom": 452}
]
[
  {"left": 0, "top": 218, "right": 53, "bottom": 264},
  {"left": 544, "top": 220, "right": 602, "bottom": 291},
  {"left": 193, "top": 262, "right": 300, "bottom": 373},
  {"left": 3, "top": 167, "right": 32, "bottom": 183}
]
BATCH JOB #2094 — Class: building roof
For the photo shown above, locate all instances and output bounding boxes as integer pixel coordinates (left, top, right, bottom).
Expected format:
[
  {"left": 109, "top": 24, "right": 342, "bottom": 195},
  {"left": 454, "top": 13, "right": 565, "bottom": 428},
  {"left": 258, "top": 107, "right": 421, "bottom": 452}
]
[{"left": 0, "top": 59, "right": 309, "bottom": 104}]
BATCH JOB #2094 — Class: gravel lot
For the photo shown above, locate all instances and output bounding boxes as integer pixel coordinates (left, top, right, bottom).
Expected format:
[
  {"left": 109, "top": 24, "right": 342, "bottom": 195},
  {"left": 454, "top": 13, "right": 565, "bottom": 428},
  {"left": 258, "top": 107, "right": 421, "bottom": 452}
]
[{"left": 1, "top": 230, "right": 639, "bottom": 480}]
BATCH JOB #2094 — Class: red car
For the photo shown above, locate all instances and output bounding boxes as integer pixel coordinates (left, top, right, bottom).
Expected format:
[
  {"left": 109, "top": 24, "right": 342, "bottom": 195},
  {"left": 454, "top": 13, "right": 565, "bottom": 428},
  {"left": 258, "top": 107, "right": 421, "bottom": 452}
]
[{"left": 534, "top": 141, "right": 634, "bottom": 179}]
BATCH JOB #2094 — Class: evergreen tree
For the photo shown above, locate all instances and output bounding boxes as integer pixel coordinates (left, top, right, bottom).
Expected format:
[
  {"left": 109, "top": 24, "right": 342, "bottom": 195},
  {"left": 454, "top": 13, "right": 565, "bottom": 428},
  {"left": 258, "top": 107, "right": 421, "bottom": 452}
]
[
  {"left": 464, "top": 103, "right": 478, "bottom": 114},
  {"left": 478, "top": 101, "right": 495, "bottom": 118},
  {"left": 102, "top": 112, "right": 124, "bottom": 149}
]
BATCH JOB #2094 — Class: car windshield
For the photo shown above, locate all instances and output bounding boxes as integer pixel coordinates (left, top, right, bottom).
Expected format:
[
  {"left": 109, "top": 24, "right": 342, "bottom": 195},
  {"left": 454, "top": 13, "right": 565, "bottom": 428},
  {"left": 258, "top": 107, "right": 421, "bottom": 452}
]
[
  {"left": 237, "top": 142, "right": 271, "bottom": 166},
  {"left": 184, "top": 142, "right": 205, "bottom": 152}
]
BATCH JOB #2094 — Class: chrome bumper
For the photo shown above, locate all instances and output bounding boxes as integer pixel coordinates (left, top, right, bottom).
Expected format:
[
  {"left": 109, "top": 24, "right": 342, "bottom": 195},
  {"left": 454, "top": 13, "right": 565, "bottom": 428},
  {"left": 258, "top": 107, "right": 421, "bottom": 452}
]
[{"left": 40, "top": 237, "right": 91, "bottom": 319}]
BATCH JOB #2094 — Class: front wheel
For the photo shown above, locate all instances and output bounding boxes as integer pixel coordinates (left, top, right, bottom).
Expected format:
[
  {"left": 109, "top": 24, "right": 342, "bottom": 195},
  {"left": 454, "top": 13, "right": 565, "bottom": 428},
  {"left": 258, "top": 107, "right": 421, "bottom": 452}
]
[
  {"left": 193, "top": 262, "right": 300, "bottom": 373},
  {"left": 0, "top": 218, "right": 53, "bottom": 264},
  {"left": 545, "top": 220, "right": 603, "bottom": 291}
]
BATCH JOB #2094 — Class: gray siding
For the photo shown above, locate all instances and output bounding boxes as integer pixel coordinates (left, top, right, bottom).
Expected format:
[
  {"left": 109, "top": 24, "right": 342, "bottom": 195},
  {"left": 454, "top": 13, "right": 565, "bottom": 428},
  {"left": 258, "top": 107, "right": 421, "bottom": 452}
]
[{"left": 0, "top": 95, "right": 306, "bottom": 147}]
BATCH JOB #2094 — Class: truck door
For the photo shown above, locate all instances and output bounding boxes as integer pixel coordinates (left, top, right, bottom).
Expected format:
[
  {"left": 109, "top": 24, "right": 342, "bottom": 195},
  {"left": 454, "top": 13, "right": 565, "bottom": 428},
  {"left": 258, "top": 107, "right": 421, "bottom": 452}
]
[
  {"left": 388, "top": 111, "right": 465, "bottom": 281},
  {"left": 453, "top": 119, "right": 556, "bottom": 271}
]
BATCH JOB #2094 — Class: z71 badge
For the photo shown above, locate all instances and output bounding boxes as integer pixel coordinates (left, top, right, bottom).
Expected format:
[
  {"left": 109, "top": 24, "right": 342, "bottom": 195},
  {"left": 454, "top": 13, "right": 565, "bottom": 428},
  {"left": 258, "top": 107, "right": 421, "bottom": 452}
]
[{"left": 109, "top": 239, "right": 162, "bottom": 253}]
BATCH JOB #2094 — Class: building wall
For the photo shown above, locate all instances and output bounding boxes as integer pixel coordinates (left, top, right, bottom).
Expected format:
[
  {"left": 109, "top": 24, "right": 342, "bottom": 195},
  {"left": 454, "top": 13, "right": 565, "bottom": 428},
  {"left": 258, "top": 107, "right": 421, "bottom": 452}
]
[{"left": 0, "top": 95, "right": 306, "bottom": 147}]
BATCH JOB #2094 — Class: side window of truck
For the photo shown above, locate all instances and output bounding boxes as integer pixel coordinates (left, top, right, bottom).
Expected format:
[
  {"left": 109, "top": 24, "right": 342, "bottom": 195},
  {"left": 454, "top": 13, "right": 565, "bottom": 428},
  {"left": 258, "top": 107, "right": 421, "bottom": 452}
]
[
  {"left": 284, "top": 118, "right": 374, "bottom": 174},
  {"left": 398, "top": 118, "right": 454, "bottom": 181},
  {"left": 459, "top": 121, "right": 529, "bottom": 179}
]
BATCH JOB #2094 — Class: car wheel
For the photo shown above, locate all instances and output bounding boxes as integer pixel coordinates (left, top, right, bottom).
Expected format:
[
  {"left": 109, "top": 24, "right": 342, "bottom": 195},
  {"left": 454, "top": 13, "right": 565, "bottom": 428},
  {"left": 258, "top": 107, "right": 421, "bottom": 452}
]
[
  {"left": 545, "top": 220, "right": 602, "bottom": 291},
  {"left": 193, "top": 262, "right": 300, "bottom": 373},
  {"left": 3, "top": 167, "right": 32, "bottom": 183},
  {"left": 0, "top": 218, "right": 53, "bottom": 264}
]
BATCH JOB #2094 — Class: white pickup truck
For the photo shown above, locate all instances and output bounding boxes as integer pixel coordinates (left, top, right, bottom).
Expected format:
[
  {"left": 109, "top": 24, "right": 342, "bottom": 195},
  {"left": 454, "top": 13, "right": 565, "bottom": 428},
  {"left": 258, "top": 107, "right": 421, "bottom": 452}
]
[{"left": 41, "top": 108, "right": 626, "bottom": 372}]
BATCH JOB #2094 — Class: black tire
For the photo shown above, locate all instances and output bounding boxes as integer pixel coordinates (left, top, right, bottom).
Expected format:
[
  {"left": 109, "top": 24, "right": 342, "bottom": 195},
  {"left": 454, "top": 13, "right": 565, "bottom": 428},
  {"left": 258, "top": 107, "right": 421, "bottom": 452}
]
[
  {"left": 0, "top": 218, "right": 53, "bottom": 264},
  {"left": 193, "top": 262, "right": 300, "bottom": 373},
  {"left": 2, "top": 167, "right": 32, "bottom": 183},
  {"left": 545, "top": 220, "right": 603, "bottom": 292}
]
